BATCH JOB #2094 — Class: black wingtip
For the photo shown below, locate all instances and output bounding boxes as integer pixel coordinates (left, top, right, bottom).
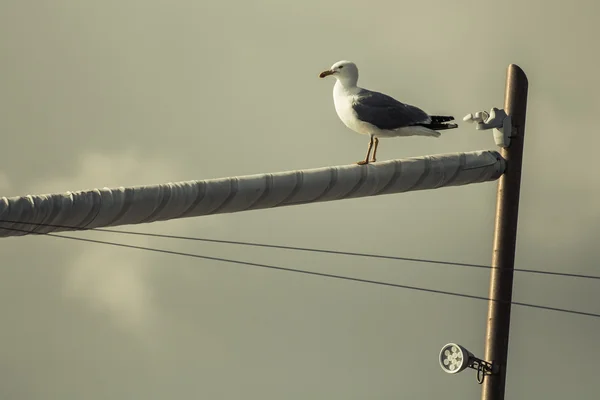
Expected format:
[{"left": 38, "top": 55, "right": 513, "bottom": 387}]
[
  {"left": 417, "top": 122, "right": 458, "bottom": 130},
  {"left": 429, "top": 115, "right": 455, "bottom": 123}
]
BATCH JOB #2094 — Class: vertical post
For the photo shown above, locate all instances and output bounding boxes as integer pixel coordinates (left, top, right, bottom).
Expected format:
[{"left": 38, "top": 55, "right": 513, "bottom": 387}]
[{"left": 481, "top": 64, "right": 528, "bottom": 400}]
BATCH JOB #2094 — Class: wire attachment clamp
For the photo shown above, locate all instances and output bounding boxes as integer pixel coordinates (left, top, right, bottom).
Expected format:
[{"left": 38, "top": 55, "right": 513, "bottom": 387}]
[{"left": 463, "top": 107, "right": 512, "bottom": 148}]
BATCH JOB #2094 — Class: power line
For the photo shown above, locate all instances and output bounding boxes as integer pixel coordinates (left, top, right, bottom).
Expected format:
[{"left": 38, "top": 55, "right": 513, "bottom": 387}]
[
  {"left": 1, "top": 224, "right": 599, "bottom": 319},
  {"left": 1, "top": 219, "right": 599, "bottom": 281}
]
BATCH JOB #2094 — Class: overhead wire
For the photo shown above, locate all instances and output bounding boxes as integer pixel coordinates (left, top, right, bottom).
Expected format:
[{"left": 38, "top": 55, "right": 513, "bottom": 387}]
[
  {"left": 0, "top": 224, "right": 599, "bottom": 319},
  {"left": 1, "top": 219, "right": 599, "bottom": 281}
]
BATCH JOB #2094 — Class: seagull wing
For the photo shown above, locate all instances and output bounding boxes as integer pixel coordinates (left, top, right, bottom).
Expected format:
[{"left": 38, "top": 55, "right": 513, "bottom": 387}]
[{"left": 352, "top": 89, "right": 430, "bottom": 131}]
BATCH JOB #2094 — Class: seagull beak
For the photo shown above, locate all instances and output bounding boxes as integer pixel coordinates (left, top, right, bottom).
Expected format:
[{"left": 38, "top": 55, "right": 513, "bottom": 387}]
[{"left": 319, "top": 69, "right": 335, "bottom": 78}]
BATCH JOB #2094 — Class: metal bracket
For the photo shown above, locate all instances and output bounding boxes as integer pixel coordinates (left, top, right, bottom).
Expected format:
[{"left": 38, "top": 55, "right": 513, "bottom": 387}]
[
  {"left": 468, "top": 358, "right": 499, "bottom": 384},
  {"left": 463, "top": 107, "right": 512, "bottom": 148}
]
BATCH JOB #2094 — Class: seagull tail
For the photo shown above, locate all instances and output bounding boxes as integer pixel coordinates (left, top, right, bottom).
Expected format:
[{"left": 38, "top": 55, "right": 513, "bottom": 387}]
[
  {"left": 407, "top": 126, "right": 442, "bottom": 137},
  {"left": 406, "top": 121, "right": 458, "bottom": 138}
]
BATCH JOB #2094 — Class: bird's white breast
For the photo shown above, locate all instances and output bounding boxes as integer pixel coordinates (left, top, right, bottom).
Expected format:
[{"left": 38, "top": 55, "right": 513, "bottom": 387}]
[{"left": 332, "top": 82, "right": 372, "bottom": 135}]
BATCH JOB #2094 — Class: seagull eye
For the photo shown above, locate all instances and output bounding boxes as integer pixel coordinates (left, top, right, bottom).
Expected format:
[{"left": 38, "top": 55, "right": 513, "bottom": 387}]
[{"left": 338, "top": 66, "right": 344, "bottom": 69}]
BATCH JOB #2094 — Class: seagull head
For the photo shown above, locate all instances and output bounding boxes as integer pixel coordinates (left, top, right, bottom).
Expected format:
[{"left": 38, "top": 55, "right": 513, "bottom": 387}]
[{"left": 319, "top": 60, "right": 359, "bottom": 87}]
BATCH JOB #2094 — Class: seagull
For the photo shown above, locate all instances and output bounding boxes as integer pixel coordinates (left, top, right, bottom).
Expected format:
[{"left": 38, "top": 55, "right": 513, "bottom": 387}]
[{"left": 319, "top": 60, "right": 458, "bottom": 165}]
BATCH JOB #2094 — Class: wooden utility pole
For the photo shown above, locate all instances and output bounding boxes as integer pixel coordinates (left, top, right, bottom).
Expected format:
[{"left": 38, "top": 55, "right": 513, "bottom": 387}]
[{"left": 481, "top": 64, "right": 529, "bottom": 400}]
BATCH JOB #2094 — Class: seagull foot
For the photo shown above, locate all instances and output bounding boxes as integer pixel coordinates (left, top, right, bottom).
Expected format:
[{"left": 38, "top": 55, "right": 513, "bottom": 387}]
[{"left": 357, "top": 160, "right": 369, "bottom": 165}]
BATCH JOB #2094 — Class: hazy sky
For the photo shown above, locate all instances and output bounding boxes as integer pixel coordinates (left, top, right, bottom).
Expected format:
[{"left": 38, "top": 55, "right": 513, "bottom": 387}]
[{"left": 1, "top": 1, "right": 599, "bottom": 399}]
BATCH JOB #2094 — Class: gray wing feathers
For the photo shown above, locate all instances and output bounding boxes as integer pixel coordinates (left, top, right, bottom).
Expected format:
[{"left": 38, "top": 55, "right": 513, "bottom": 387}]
[{"left": 352, "top": 89, "right": 430, "bottom": 131}]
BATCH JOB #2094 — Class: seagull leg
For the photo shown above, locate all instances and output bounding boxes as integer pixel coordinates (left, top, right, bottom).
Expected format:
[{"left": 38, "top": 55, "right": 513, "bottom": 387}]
[
  {"left": 370, "top": 138, "right": 379, "bottom": 162},
  {"left": 357, "top": 135, "right": 374, "bottom": 165}
]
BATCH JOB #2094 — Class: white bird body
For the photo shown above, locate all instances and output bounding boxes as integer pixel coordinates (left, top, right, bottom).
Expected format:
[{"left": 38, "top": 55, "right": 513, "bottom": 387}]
[
  {"left": 332, "top": 82, "right": 368, "bottom": 135},
  {"left": 320, "top": 60, "right": 458, "bottom": 164},
  {"left": 332, "top": 80, "right": 436, "bottom": 139}
]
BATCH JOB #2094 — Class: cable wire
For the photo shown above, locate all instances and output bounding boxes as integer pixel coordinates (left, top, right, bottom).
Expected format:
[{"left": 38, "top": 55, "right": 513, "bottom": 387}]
[
  {"left": 1, "top": 224, "right": 598, "bottom": 319},
  {"left": 1, "top": 219, "right": 599, "bottom": 281}
]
